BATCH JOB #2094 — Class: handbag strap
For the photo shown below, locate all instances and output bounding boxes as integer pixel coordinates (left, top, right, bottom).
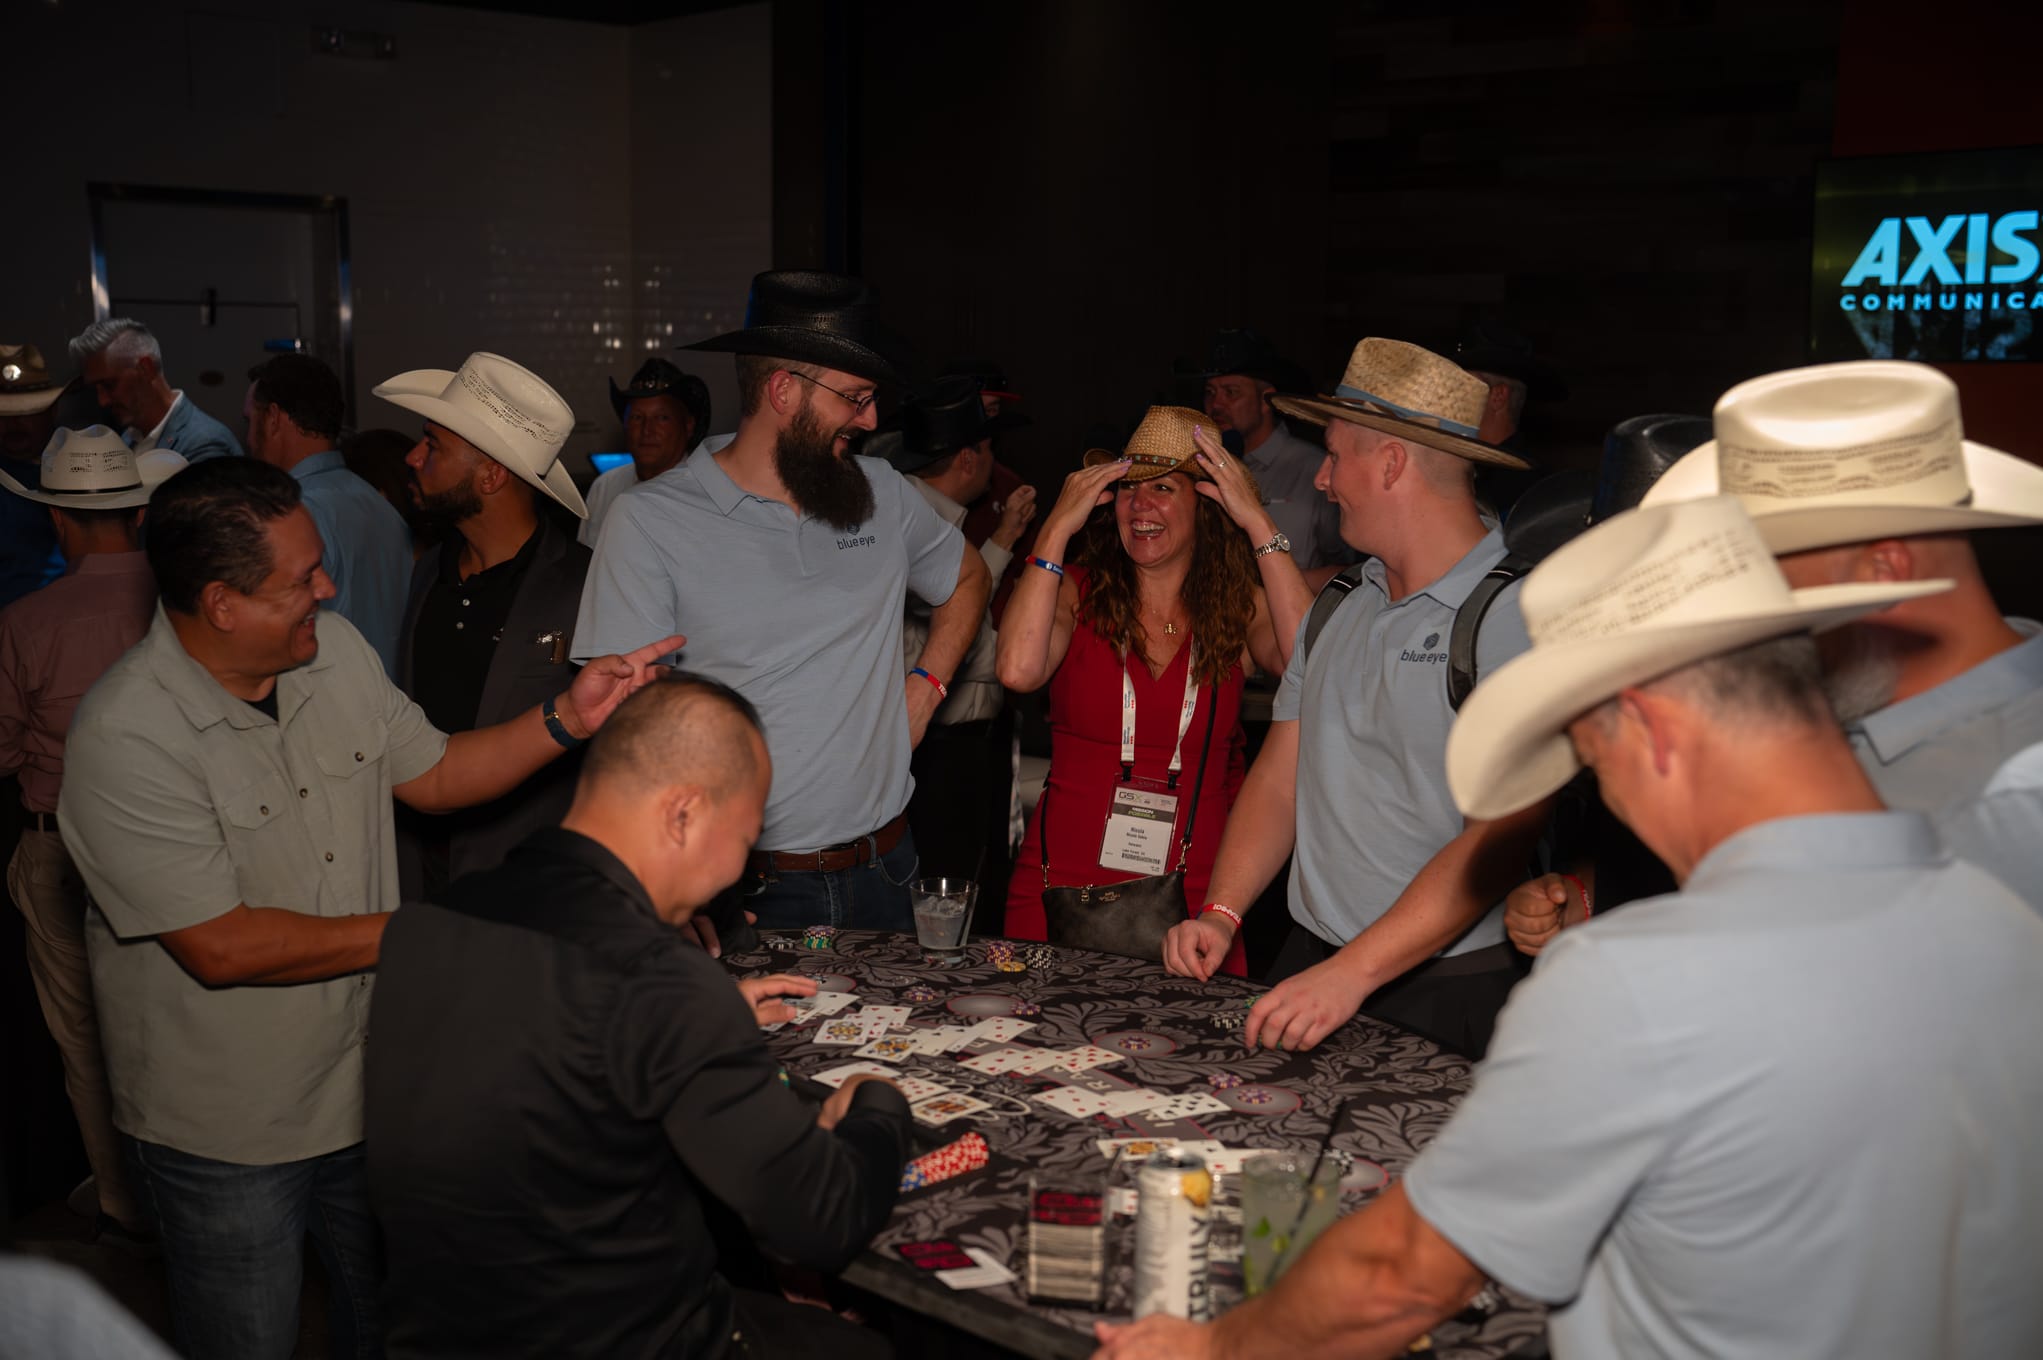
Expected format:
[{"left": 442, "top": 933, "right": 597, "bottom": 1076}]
[{"left": 1041, "top": 679, "right": 1222, "bottom": 885}]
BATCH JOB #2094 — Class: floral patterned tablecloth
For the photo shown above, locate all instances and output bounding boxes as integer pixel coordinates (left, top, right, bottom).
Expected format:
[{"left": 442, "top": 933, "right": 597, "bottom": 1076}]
[{"left": 727, "top": 931, "right": 1545, "bottom": 1360}]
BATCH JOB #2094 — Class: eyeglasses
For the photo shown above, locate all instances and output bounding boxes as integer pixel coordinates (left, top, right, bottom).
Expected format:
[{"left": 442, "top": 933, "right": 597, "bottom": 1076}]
[{"left": 787, "top": 370, "right": 877, "bottom": 415}]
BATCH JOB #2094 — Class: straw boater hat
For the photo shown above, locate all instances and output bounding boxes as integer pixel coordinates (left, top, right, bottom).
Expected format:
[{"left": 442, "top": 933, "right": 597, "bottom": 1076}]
[
  {"left": 1081, "top": 406, "right": 1239, "bottom": 485},
  {"left": 0, "top": 344, "right": 67, "bottom": 417},
  {"left": 0, "top": 425, "right": 186, "bottom": 510},
  {"left": 1271, "top": 338, "right": 1531, "bottom": 469},
  {"left": 373, "top": 353, "right": 586, "bottom": 518},
  {"left": 1640, "top": 360, "right": 2043, "bottom": 553},
  {"left": 683, "top": 270, "right": 904, "bottom": 387},
  {"left": 1445, "top": 494, "right": 1952, "bottom": 821}
]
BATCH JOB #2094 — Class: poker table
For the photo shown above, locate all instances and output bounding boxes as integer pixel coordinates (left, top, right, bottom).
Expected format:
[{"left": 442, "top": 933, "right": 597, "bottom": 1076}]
[{"left": 726, "top": 930, "right": 1545, "bottom": 1360}]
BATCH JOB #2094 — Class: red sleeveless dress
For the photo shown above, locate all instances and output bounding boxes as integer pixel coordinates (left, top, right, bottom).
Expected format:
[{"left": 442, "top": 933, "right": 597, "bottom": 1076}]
[{"left": 1005, "top": 572, "right": 1250, "bottom": 977}]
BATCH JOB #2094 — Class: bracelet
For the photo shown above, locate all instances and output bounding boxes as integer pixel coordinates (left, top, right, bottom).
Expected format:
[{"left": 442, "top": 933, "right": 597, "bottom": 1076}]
[
  {"left": 910, "top": 667, "right": 949, "bottom": 700},
  {"left": 1560, "top": 873, "right": 1592, "bottom": 921},
  {"left": 1026, "top": 554, "right": 1064, "bottom": 578},
  {"left": 1201, "top": 903, "right": 1244, "bottom": 930},
  {"left": 542, "top": 695, "right": 586, "bottom": 750}
]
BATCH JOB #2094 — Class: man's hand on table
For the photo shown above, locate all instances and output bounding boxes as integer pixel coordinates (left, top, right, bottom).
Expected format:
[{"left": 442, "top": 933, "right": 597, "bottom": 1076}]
[
  {"left": 736, "top": 972, "right": 817, "bottom": 1027},
  {"left": 1162, "top": 915, "right": 1237, "bottom": 980},
  {"left": 1092, "top": 1316, "right": 1215, "bottom": 1359},
  {"left": 1243, "top": 953, "right": 1370, "bottom": 1053},
  {"left": 681, "top": 908, "right": 757, "bottom": 960},
  {"left": 818, "top": 1074, "right": 897, "bottom": 1130}
]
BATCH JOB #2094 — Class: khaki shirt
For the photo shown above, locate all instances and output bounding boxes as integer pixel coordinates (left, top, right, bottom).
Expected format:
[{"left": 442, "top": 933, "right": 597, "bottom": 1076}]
[{"left": 59, "top": 607, "right": 447, "bottom": 1164}]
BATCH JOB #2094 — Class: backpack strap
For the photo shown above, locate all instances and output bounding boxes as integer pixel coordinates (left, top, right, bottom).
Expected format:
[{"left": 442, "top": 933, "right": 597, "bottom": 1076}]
[
  {"left": 1447, "top": 552, "right": 1533, "bottom": 712},
  {"left": 1299, "top": 561, "right": 1370, "bottom": 672}
]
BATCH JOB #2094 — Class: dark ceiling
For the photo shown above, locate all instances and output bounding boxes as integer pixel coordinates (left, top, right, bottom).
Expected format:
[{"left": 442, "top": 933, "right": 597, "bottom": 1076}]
[{"left": 424, "top": 0, "right": 750, "bottom": 24}]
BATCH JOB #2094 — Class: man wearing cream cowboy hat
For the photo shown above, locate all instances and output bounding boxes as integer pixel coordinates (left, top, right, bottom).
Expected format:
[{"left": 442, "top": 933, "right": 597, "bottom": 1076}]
[
  {"left": 1, "top": 342, "right": 71, "bottom": 609},
  {"left": 1162, "top": 337, "right": 1541, "bottom": 1060},
  {"left": 1095, "top": 495, "right": 2043, "bottom": 1360},
  {"left": 0, "top": 426, "right": 181, "bottom": 1247}
]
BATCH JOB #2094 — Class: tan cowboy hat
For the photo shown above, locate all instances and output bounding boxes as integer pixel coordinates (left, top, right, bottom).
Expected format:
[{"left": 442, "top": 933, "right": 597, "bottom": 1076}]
[
  {"left": 1640, "top": 360, "right": 2043, "bottom": 553},
  {"left": 1445, "top": 494, "right": 1952, "bottom": 820},
  {"left": 0, "top": 344, "right": 67, "bottom": 417},
  {"left": 373, "top": 352, "right": 586, "bottom": 518},
  {"left": 1081, "top": 406, "right": 1218, "bottom": 482},
  {"left": 1270, "top": 338, "right": 1530, "bottom": 469},
  {"left": 0, "top": 425, "right": 186, "bottom": 510}
]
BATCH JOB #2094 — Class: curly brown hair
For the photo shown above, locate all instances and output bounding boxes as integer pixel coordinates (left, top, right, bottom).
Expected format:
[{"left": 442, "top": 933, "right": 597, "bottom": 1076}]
[{"left": 1074, "top": 483, "right": 1258, "bottom": 686}]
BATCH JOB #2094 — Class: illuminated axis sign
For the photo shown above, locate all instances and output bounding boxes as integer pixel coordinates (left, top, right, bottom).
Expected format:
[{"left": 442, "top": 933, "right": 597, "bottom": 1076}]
[{"left": 1811, "top": 149, "right": 2043, "bottom": 363}]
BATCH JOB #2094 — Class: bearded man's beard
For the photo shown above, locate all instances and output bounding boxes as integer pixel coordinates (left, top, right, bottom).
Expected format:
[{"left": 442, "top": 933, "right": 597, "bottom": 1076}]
[
  {"left": 1818, "top": 622, "right": 1902, "bottom": 723},
  {"left": 775, "top": 400, "right": 874, "bottom": 531},
  {"left": 414, "top": 477, "right": 485, "bottom": 534}
]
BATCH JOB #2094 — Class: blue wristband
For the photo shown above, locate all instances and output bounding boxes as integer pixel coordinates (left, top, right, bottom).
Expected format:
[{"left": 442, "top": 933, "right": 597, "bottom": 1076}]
[
  {"left": 542, "top": 695, "right": 586, "bottom": 749},
  {"left": 1026, "top": 554, "right": 1064, "bottom": 578}
]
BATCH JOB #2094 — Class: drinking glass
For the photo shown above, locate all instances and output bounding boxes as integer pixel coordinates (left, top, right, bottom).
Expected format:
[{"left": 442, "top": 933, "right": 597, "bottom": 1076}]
[
  {"left": 1239, "top": 1152, "right": 1342, "bottom": 1297},
  {"left": 911, "top": 878, "right": 977, "bottom": 964}
]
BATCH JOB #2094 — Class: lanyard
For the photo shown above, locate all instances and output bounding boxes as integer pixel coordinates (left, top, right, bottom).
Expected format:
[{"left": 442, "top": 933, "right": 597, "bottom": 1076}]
[{"left": 1119, "top": 646, "right": 1200, "bottom": 789}]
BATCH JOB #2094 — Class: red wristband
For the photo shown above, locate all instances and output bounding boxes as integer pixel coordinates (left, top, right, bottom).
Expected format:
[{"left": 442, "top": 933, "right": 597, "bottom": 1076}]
[
  {"left": 1202, "top": 903, "right": 1243, "bottom": 930},
  {"left": 1560, "top": 873, "right": 1592, "bottom": 921},
  {"left": 909, "top": 666, "right": 947, "bottom": 700}
]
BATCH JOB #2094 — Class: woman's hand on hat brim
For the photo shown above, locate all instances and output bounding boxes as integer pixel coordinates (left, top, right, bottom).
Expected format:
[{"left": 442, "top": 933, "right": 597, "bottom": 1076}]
[
  {"left": 1042, "top": 459, "right": 1130, "bottom": 550},
  {"left": 1190, "top": 425, "right": 1275, "bottom": 542}
]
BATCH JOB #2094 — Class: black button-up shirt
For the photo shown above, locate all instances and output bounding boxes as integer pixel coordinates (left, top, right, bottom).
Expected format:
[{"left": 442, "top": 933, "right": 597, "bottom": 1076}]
[
  {"left": 367, "top": 829, "right": 912, "bottom": 1359},
  {"left": 410, "top": 528, "right": 541, "bottom": 735}
]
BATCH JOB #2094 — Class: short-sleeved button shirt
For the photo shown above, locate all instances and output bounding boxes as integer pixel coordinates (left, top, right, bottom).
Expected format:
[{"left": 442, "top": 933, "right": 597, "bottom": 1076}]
[
  {"left": 1850, "top": 618, "right": 2043, "bottom": 812},
  {"left": 58, "top": 607, "right": 447, "bottom": 1164},
  {"left": 290, "top": 449, "right": 414, "bottom": 678},
  {"left": 1406, "top": 813, "right": 2043, "bottom": 1360},
  {"left": 1941, "top": 740, "right": 2043, "bottom": 915},
  {"left": 1274, "top": 529, "right": 1532, "bottom": 949},
  {"left": 1239, "top": 422, "right": 1353, "bottom": 570},
  {"left": 572, "top": 450, "right": 965, "bottom": 850}
]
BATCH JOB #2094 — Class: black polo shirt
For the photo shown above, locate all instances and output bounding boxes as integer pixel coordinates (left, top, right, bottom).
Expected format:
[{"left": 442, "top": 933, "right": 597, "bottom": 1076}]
[
  {"left": 367, "top": 829, "right": 912, "bottom": 1360},
  {"left": 410, "top": 528, "right": 541, "bottom": 735}
]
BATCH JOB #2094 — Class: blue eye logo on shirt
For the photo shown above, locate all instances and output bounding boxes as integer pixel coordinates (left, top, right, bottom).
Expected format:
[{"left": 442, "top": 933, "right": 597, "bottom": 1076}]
[
  {"left": 1423, "top": 632, "right": 1441, "bottom": 650},
  {"left": 1401, "top": 631, "right": 1448, "bottom": 665}
]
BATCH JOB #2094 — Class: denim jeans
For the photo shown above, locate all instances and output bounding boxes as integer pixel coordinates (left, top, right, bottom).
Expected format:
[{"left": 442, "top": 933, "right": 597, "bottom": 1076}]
[
  {"left": 743, "top": 826, "right": 919, "bottom": 932},
  {"left": 124, "top": 1137, "right": 383, "bottom": 1360}
]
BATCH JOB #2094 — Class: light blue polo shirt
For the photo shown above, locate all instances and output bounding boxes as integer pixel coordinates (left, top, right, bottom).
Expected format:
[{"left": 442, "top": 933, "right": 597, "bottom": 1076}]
[
  {"left": 1407, "top": 812, "right": 2043, "bottom": 1360},
  {"left": 1940, "top": 740, "right": 2043, "bottom": 914},
  {"left": 1273, "top": 528, "right": 1532, "bottom": 950},
  {"left": 292, "top": 449, "right": 413, "bottom": 678},
  {"left": 571, "top": 451, "right": 964, "bottom": 851},
  {"left": 1851, "top": 619, "right": 2043, "bottom": 811}
]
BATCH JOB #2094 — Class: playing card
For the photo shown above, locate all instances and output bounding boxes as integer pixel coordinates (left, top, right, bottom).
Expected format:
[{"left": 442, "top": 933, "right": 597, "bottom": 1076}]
[
  {"left": 856, "top": 1005, "right": 913, "bottom": 1028},
  {"left": 899, "top": 1240, "right": 974, "bottom": 1271},
  {"left": 959, "top": 1048, "right": 1033, "bottom": 1075},
  {"left": 1004, "top": 1047, "right": 1078, "bottom": 1076},
  {"left": 813, "top": 1014, "right": 892, "bottom": 1046},
  {"left": 853, "top": 1034, "right": 923, "bottom": 1063},
  {"left": 911, "top": 1026, "right": 977, "bottom": 1054},
  {"left": 1036, "top": 1086, "right": 1116, "bottom": 1118},
  {"left": 787, "top": 991, "right": 858, "bottom": 1022},
  {"left": 911, "top": 1092, "right": 991, "bottom": 1125},
  {"left": 967, "top": 1016, "right": 1037, "bottom": 1043},
  {"left": 892, "top": 1075, "right": 949, "bottom": 1103},
  {"left": 1096, "top": 1136, "right": 1230, "bottom": 1163},
  {"left": 811, "top": 1061, "right": 899, "bottom": 1088},
  {"left": 1098, "top": 1089, "right": 1172, "bottom": 1117},
  {"left": 936, "top": 1246, "right": 1018, "bottom": 1290},
  {"left": 1143, "top": 1092, "right": 1229, "bottom": 1121},
  {"left": 1056, "top": 1045, "right": 1124, "bottom": 1071}
]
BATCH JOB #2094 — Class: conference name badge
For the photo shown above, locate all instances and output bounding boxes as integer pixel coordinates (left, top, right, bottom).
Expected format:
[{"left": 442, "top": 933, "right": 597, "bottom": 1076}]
[{"left": 1098, "top": 781, "right": 1180, "bottom": 875}]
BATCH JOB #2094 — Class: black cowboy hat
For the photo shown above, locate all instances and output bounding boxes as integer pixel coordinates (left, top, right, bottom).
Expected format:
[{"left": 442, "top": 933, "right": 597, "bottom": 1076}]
[
  {"left": 1592, "top": 413, "right": 1712, "bottom": 523},
  {"left": 877, "top": 377, "right": 991, "bottom": 476},
  {"left": 1453, "top": 318, "right": 1568, "bottom": 402},
  {"left": 938, "top": 356, "right": 1031, "bottom": 431},
  {"left": 683, "top": 270, "right": 904, "bottom": 386},
  {"left": 609, "top": 357, "right": 711, "bottom": 434},
  {"left": 1184, "top": 327, "right": 1315, "bottom": 395}
]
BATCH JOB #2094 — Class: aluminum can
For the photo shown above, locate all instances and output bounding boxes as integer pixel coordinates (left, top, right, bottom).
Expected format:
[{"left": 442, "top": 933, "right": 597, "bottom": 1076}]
[{"left": 1132, "top": 1147, "right": 1212, "bottom": 1320}]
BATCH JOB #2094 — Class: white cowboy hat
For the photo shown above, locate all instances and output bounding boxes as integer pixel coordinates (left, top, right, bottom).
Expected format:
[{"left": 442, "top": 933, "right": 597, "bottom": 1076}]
[
  {"left": 373, "top": 352, "right": 585, "bottom": 518},
  {"left": 1640, "top": 360, "right": 2043, "bottom": 553},
  {"left": 1445, "top": 495, "right": 1952, "bottom": 820},
  {"left": 0, "top": 343, "right": 67, "bottom": 417},
  {"left": 1270, "top": 337, "right": 1530, "bottom": 469},
  {"left": 0, "top": 425, "right": 186, "bottom": 510}
]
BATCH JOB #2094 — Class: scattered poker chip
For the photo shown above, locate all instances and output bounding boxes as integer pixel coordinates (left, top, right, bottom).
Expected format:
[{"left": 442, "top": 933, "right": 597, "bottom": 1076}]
[
  {"left": 983, "top": 941, "right": 1017, "bottom": 963},
  {"left": 1215, "top": 1011, "right": 1243, "bottom": 1031},
  {"left": 1021, "top": 945, "right": 1056, "bottom": 969},
  {"left": 994, "top": 959, "right": 1028, "bottom": 973},
  {"left": 765, "top": 935, "right": 802, "bottom": 952},
  {"left": 1012, "top": 1000, "right": 1041, "bottom": 1017},
  {"left": 1207, "top": 1071, "right": 1245, "bottom": 1090},
  {"left": 901, "top": 983, "right": 942, "bottom": 1003}
]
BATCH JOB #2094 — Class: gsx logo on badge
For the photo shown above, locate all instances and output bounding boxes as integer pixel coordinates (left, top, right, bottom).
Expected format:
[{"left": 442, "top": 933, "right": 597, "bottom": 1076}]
[
  {"left": 1401, "top": 632, "right": 1447, "bottom": 665},
  {"left": 1836, "top": 212, "right": 2043, "bottom": 314}
]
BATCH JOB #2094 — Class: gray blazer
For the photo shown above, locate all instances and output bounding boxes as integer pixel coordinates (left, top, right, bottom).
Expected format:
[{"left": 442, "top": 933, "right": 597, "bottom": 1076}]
[
  {"left": 157, "top": 396, "right": 244, "bottom": 463},
  {"left": 395, "top": 516, "right": 592, "bottom": 899}
]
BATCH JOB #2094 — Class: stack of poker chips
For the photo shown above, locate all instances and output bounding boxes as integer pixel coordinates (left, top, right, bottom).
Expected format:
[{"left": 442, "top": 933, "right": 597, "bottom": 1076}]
[
  {"left": 1207, "top": 1071, "right": 1245, "bottom": 1090},
  {"left": 984, "top": 941, "right": 1027, "bottom": 972},
  {"left": 1013, "top": 1000, "right": 1042, "bottom": 1017},
  {"left": 1021, "top": 944, "right": 1056, "bottom": 970},
  {"left": 802, "top": 925, "right": 838, "bottom": 951},
  {"left": 899, "top": 1131, "right": 989, "bottom": 1192},
  {"left": 901, "top": 983, "right": 941, "bottom": 1003},
  {"left": 765, "top": 935, "right": 802, "bottom": 952}
]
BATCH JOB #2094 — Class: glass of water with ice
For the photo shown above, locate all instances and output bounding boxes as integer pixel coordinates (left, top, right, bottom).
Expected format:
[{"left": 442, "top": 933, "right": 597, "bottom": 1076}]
[{"left": 911, "top": 878, "right": 977, "bottom": 965}]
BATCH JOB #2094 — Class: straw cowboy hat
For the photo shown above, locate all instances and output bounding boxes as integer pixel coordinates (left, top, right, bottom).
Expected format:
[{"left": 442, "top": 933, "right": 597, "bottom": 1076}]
[
  {"left": 683, "top": 270, "right": 904, "bottom": 387},
  {"left": 1641, "top": 360, "right": 2043, "bottom": 553},
  {"left": 1271, "top": 338, "right": 1530, "bottom": 469},
  {"left": 373, "top": 353, "right": 586, "bottom": 518},
  {"left": 0, "top": 425, "right": 186, "bottom": 510},
  {"left": 1081, "top": 406, "right": 1227, "bottom": 483},
  {"left": 0, "top": 343, "right": 67, "bottom": 417},
  {"left": 1445, "top": 495, "right": 1951, "bottom": 820}
]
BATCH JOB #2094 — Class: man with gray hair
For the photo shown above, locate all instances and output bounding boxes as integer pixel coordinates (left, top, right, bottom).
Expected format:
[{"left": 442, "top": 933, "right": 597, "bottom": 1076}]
[{"left": 70, "top": 318, "right": 243, "bottom": 463}]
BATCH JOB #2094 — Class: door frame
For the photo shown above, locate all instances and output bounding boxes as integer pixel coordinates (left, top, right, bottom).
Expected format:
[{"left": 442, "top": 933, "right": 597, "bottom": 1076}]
[{"left": 86, "top": 182, "right": 355, "bottom": 421}]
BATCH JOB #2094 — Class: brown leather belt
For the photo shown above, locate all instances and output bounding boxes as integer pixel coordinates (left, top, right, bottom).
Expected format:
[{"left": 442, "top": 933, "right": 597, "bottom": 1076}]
[{"left": 746, "top": 814, "right": 908, "bottom": 876}]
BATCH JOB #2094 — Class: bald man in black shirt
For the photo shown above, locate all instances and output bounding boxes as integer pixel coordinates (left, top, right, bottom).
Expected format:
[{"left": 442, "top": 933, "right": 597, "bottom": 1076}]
[{"left": 367, "top": 675, "right": 908, "bottom": 1358}]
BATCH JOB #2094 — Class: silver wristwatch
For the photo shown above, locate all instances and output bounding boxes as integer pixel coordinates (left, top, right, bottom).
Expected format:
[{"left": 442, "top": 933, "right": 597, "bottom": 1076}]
[{"left": 1253, "top": 532, "right": 1292, "bottom": 559}]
